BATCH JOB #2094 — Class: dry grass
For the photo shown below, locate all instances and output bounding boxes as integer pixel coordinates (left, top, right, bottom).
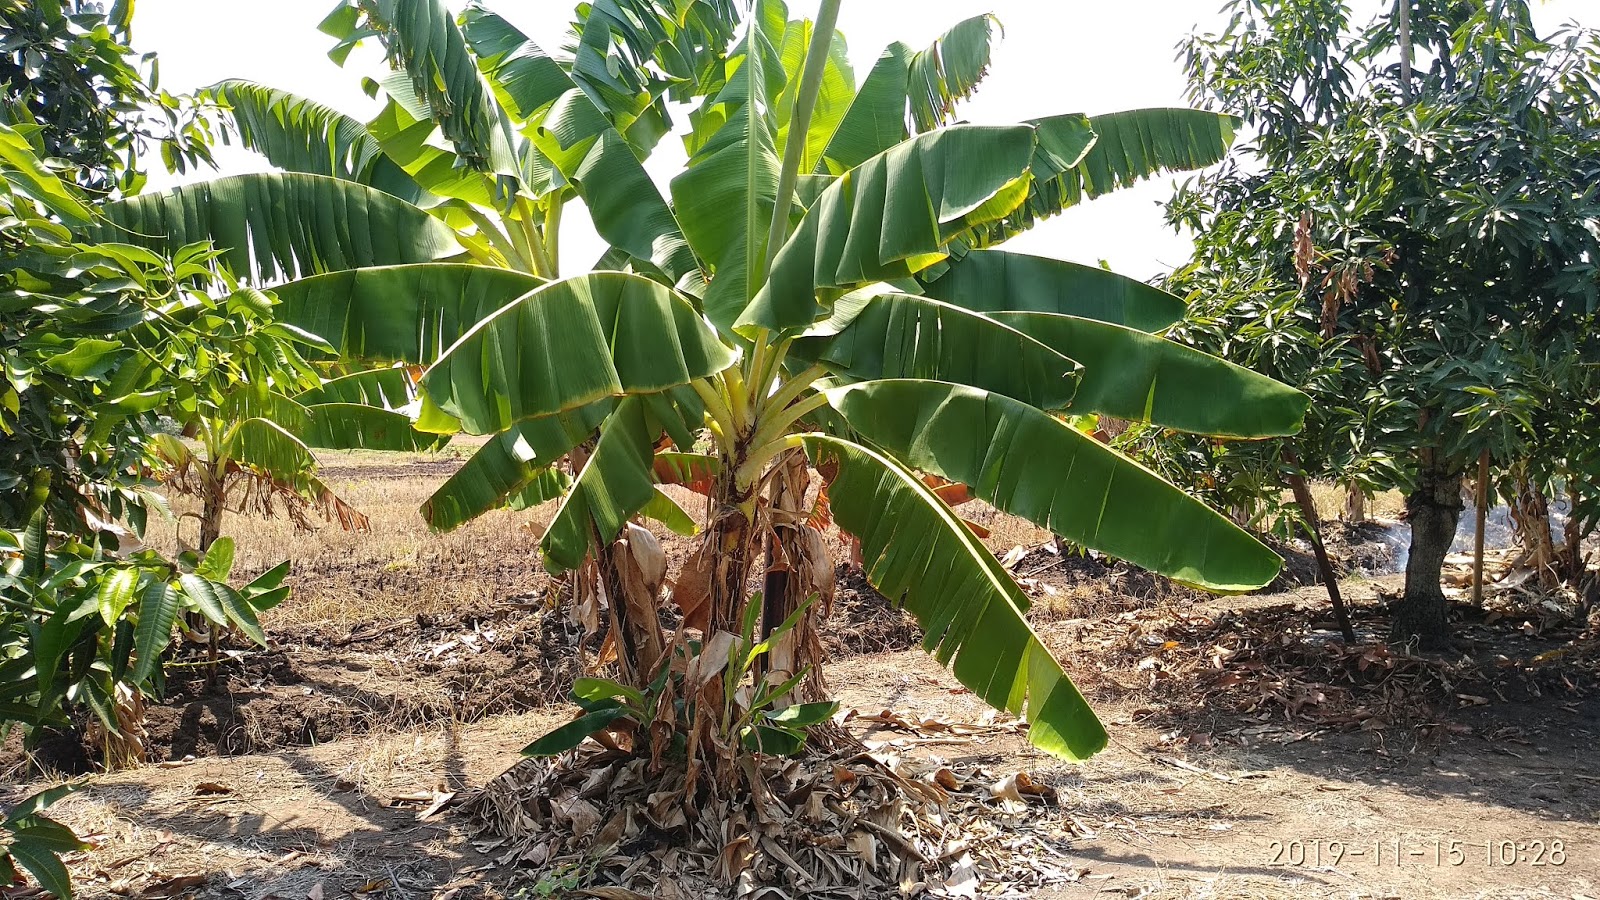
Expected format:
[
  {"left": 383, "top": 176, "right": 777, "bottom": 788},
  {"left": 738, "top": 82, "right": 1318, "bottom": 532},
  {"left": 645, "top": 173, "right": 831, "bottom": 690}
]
[
  {"left": 141, "top": 442, "right": 735, "bottom": 627},
  {"left": 143, "top": 444, "right": 1294, "bottom": 631},
  {"left": 961, "top": 498, "right": 1056, "bottom": 551},
  {"left": 140, "top": 444, "right": 1080, "bottom": 630},
  {"left": 1300, "top": 481, "right": 1407, "bottom": 522},
  {"left": 144, "top": 441, "right": 556, "bottom": 626}
]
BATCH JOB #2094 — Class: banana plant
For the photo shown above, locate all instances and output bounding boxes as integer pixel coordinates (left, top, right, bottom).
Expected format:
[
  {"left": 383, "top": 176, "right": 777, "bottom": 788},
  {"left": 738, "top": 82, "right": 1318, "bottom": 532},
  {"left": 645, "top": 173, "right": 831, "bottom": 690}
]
[
  {"left": 84, "top": 0, "right": 1309, "bottom": 771},
  {"left": 153, "top": 364, "right": 447, "bottom": 554},
  {"left": 138, "top": 279, "right": 448, "bottom": 676}
]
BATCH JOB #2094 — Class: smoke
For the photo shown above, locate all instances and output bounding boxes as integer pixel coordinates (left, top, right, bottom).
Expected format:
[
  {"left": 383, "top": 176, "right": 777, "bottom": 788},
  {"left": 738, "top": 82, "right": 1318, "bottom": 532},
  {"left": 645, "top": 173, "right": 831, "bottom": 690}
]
[{"left": 1375, "top": 499, "right": 1569, "bottom": 575}]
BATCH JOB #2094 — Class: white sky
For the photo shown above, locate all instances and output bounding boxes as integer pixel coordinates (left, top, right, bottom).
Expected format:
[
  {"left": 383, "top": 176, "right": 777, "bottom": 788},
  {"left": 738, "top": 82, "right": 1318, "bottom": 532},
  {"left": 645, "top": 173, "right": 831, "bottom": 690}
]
[{"left": 134, "top": 0, "right": 1598, "bottom": 280}]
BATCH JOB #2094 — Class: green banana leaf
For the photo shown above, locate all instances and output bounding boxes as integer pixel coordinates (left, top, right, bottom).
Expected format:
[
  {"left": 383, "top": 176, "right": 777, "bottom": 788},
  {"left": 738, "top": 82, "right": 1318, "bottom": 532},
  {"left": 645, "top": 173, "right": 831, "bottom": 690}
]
[
  {"left": 790, "top": 293, "right": 1081, "bottom": 410},
  {"left": 922, "top": 249, "right": 1188, "bottom": 333},
  {"left": 422, "top": 401, "right": 611, "bottom": 531},
  {"left": 541, "top": 396, "right": 659, "bottom": 572},
  {"left": 204, "top": 80, "right": 426, "bottom": 204},
  {"left": 815, "top": 15, "right": 1001, "bottom": 174},
  {"left": 358, "top": 0, "right": 514, "bottom": 174},
  {"left": 219, "top": 384, "right": 313, "bottom": 434},
  {"left": 572, "top": 0, "right": 742, "bottom": 114},
  {"left": 642, "top": 384, "right": 708, "bottom": 452},
  {"left": 273, "top": 263, "right": 544, "bottom": 363},
  {"left": 566, "top": 0, "right": 671, "bottom": 148},
  {"left": 88, "top": 173, "right": 459, "bottom": 283},
  {"left": 303, "top": 403, "right": 449, "bottom": 452},
  {"left": 562, "top": 0, "right": 746, "bottom": 149},
  {"left": 1070, "top": 108, "right": 1239, "bottom": 203},
  {"left": 801, "top": 434, "right": 1105, "bottom": 760},
  {"left": 964, "top": 108, "right": 1239, "bottom": 249},
  {"left": 505, "top": 469, "right": 575, "bottom": 511},
  {"left": 739, "top": 123, "right": 1037, "bottom": 334},
  {"left": 640, "top": 488, "right": 698, "bottom": 536},
  {"left": 772, "top": 14, "right": 855, "bottom": 174},
  {"left": 464, "top": 8, "right": 697, "bottom": 279},
  {"left": 816, "top": 44, "right": 910, "bottom": 176},
  {"left": 563, "top": 128, "right": 699, "bottom": 282},
  {"left": 365, "top": 92, "right": 505, "bottom": 207},
  {"left": 226, "top": 418, "right": 320, "bottom": 484},
  {"left": 671, "top": 2, "right": 785, "bottom": 326},
  {"left": 905, "top": 14, "right": 1001, "bottom": 133},
  {"left": 458, "top": 7, "right": 572, "bottom": 122},
  {"left": 421, "top": 272, "right": 736, "bottom": 434},
  {"left": 989, "top": 312, "right": 1310, "bottom": 438},
  {"left": 294, "top": 368, "right": 416, "bottom": 408},
  {"left": 825, "top": 379, "right": 1283, "bottom": 592}
]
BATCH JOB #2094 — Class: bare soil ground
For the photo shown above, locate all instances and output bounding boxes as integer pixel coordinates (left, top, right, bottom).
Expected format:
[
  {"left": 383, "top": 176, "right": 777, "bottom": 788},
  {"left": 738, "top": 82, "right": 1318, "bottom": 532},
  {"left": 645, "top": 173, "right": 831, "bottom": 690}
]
[{"left": 5, "top": 452, "right": 1597, "bottom": 900}]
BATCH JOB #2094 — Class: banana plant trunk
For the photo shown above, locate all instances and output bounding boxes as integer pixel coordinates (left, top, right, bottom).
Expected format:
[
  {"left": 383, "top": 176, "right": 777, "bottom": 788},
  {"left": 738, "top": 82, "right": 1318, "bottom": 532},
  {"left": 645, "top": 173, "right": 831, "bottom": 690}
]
[
  {"left": 761, "top": 451, "right": 829, "bottom": 703},
  {"left": 1510, "top": 467, "right": 1559, "bottom": 590},
  {"left": 704, "top": 460, "right": 760, "bottom": 637},
  {"left": 569, "top": 440, "right": 665, "bottom": 691},
  {"left": 686, "top": 466, "right": 760, "bottom": 795},
  {"left": 1563, "top": 482, "right": 1584, "bottom": 585},
  {"left": 595, "top": 535, "right": 665, "bottom": 689}
]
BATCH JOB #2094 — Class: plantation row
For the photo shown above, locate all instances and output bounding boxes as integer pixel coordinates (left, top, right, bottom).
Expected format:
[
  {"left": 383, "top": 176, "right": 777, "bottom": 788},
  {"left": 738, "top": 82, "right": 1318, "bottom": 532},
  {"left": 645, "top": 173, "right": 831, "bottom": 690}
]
[{"left": 2, "top": 0, "right": 1596, "bottom": 896}]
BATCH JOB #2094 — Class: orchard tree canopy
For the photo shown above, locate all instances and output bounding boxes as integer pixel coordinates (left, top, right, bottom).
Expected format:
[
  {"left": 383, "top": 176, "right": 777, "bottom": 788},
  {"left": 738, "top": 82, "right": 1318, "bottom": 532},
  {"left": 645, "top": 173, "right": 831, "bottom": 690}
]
[
  {"left": 0, "top": 0, "right": 215, "bottom": 196},
  {"left": 1152, "top": 0, "right": 1600, "bottom": 646}
]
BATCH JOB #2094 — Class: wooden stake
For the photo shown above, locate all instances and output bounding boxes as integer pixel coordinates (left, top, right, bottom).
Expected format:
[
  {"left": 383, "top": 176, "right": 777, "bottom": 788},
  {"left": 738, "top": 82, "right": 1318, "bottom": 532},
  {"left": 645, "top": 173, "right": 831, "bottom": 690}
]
[{"left": 1472, "top": 449, "right": 1490, "bottom": 607}]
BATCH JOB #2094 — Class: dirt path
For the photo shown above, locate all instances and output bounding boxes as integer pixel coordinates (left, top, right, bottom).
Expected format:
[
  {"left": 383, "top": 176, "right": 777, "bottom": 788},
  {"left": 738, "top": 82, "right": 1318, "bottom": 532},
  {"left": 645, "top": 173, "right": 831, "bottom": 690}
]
[
  {"left": 15, "top": 578, "right": 1600, "bottom": 899},
  {"left": 827, "top": 649, "right": 1599, "bottom": 900}
]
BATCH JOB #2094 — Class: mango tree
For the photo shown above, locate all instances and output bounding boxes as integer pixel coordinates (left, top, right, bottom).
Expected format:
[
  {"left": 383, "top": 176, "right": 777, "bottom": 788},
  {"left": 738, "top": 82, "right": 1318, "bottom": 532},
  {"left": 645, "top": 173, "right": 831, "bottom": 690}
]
[
  {"left": 1156, "top": 0, "right": 1600, "bottom": 646},
  {"left": 0, "top": 122, "right": 304, "bottom": 893}
]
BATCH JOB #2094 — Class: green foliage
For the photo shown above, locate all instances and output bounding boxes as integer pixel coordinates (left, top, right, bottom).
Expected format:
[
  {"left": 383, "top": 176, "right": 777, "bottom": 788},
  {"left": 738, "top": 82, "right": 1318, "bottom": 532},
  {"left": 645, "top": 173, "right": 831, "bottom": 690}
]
[
  {"left": 0, "top": 12, "right": 446, "bottom": 894},
  {"left": 203, "top": 80, "right": 426, "bottom": 204},
  {"left": 0, "top": 0, "right": 216, "bottom": 197},
  {"left": 821, "top": 381, "right": 1283, "bottom": 592},
  {"left": 1, "top": 783, "right": 86, "bottom": 899},
  {"left": 149, "top": 0, "right": 1297, "bottom": 767},
  {"left": 524, "top": 594, "right": 837, "bottom": 759},
  {"left": 88, "top": 173, "right": 462, "bottom": 284},
  {"left": 0, "top": 92, "right": 385, "bottom": 899},
  {"left": 1151, "top": 0, "right": 1600, "bottom": 559},
  {"left": 1127, "top": 0, "right": 1600, "bottom": 645}
]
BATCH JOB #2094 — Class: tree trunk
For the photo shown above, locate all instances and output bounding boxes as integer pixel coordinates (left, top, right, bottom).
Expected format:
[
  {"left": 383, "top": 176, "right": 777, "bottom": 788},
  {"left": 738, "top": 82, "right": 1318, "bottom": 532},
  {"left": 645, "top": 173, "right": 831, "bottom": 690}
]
[
  {"left": 1285, "top": 466, "right": 1356, "bottom": 642},
  {"left": 1390, "top": 461, "right": 1462, "bottom": 648},
  {"left": 1560, "top": 482, "right": 1584, "bottom": 584},
  {"left": 199, "top": 472, "right": 225, "bottom": 684},
  {"left": 198, "top": 474, "right": 223, "bottom": 553}
]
